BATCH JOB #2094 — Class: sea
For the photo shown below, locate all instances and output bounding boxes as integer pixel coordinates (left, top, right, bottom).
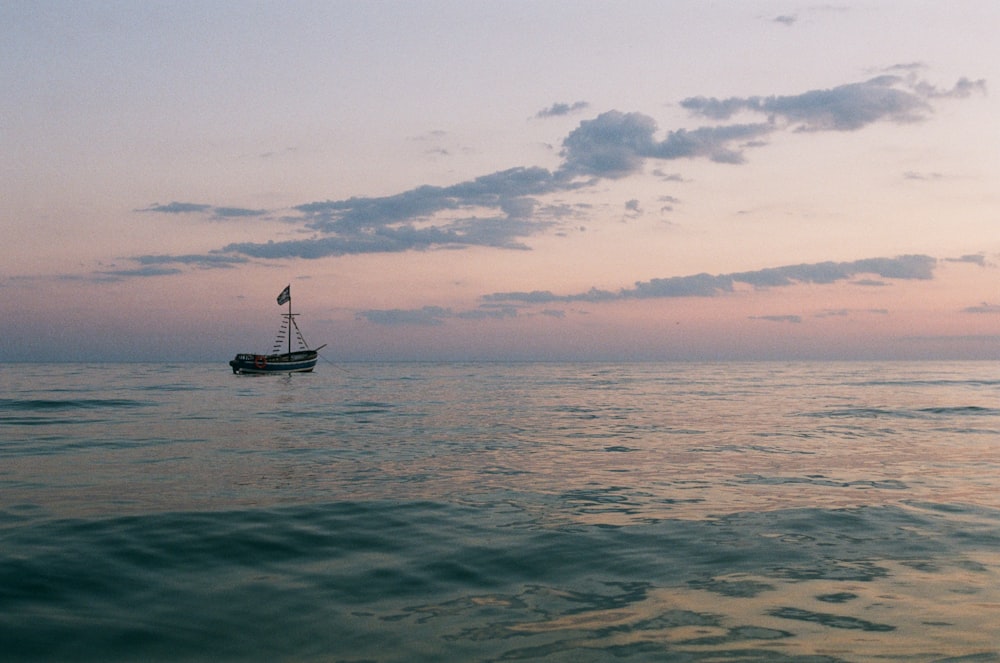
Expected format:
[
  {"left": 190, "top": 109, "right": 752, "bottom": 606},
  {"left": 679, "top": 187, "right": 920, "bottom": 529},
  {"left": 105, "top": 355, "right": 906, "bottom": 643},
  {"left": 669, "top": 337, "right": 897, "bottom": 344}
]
[{"left": 2, "top": 361, "right": 999, "bottom": 662}]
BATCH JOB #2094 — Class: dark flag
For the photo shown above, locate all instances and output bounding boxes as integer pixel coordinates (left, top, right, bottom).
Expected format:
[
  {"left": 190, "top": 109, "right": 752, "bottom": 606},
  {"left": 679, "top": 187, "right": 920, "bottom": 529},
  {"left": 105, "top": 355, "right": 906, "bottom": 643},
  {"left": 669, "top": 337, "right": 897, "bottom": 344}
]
[{"left": 276, "top": 285, "right": 290, "bottom": 305}]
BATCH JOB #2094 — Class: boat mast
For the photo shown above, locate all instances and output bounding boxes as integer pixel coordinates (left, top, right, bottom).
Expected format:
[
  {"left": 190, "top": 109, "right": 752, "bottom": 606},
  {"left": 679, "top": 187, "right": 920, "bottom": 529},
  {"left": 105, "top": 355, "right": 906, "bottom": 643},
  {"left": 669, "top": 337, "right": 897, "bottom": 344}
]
[{"left": 287, "top": 289, "right": 292, "bottom": 356}]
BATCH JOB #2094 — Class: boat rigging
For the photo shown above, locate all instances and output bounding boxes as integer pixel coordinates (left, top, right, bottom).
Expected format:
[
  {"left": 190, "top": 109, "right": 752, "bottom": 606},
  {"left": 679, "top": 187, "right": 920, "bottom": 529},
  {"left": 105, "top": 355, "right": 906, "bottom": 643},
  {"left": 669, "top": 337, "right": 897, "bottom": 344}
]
[{"left": 229, "top": 285, "right": 326, "bottom": 374}]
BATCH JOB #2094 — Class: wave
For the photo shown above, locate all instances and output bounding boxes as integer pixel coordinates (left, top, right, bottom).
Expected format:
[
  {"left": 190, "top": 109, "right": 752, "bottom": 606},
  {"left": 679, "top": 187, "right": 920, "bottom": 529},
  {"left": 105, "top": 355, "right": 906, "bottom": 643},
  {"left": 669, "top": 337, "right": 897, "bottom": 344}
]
[
  {"left": 0, "top": 398, "right": 156, "bottom": 432},
  {"left": 0, "top": 398, "right": 153, "bottom": 411},
  {"left": 800, "top": 405, "right": 1000, "bottom": 420},
  {"left": 856, "top": 378, "right": 1000, "bottom": 387},
  {"left": 2, "top": 501, "right": 999, "bottom": 661},
  {"left": 4, "top": 362, "right": 1000, "bottom": 660}
]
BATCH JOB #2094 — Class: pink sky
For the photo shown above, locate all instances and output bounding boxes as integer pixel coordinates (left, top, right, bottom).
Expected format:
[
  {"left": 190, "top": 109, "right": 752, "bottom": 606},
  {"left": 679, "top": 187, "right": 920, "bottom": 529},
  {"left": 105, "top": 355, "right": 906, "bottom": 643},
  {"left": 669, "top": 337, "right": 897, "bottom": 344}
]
[{"left": 3, "top": 2, "right": 999, "bottom": 361}]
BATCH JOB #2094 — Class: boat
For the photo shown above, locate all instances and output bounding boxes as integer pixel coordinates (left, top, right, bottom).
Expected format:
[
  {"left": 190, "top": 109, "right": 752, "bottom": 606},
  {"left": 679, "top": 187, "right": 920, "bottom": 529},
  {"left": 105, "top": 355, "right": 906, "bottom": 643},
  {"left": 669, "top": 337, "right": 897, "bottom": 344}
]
[{"left": 229, "top": 285, "right": 326, "bottom": 374}]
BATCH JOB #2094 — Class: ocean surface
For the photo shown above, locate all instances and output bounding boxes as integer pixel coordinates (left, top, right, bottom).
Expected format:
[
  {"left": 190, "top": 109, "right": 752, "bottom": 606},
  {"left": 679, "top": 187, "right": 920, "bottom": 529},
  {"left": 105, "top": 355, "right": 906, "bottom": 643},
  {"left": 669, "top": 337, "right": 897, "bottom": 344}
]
[{"left": 2, "top": 361, "right": 1000, "bottom": 662}]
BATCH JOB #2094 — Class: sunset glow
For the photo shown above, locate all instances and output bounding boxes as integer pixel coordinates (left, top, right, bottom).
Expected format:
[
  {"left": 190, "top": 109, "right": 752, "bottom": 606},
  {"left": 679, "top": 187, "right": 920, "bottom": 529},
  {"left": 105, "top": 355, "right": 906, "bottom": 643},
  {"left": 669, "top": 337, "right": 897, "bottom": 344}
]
[{"left": 3, "top": 1, "right": 998, "bottom": 361}]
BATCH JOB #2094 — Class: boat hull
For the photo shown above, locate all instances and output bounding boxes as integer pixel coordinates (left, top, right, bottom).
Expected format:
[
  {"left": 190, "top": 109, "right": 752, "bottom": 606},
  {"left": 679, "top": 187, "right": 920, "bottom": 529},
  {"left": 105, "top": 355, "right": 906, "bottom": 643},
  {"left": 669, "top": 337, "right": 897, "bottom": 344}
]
[{"left": 229, "top": 351, "right": 318, "bottom": 374}]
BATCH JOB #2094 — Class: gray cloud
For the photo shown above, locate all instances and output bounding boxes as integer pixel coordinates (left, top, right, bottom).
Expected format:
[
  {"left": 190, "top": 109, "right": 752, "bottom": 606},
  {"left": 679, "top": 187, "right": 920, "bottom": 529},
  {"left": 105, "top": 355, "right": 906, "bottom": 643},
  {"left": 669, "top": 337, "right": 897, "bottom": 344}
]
[
  {"left": 919, "top": 77, "right": 987, "bottom": 99},
  {"left": 962, "top": 302, "right": 1000, "bottom": 314},
  {"left": 815, "top": 308, "right": 889, "bottom": 318},
  {"left": 139, "top": 201, "right": 268, "bottom": 220},
  {"left": 630, "top": 272, "right": 736, "bottom": 298},
  {"left": 730, "top": 255, "right": 936, "bottom": 287},
  {"left": 558, "top": 111, "right": 771, "bottom": 177},
  {"left": 359, "top": 306, "right": 451, "bottom": 326},
  {"left": 97, "top": 266, "right": 184, "bottom": 279},
  {"left": 214, "top": 167, "right": 577, "bottom": 261},
  {"left": 485, "top": 255, "right": 937, "bottom": 304},
  {"left": 135, "top": 254, "right": 249, "bottom": 268},
  {"left": 904, "top": 171, "right": 944, "bottom": 181},
  {"left": 680, "top": 75, "right": 984, "bottom": 131},
  {"left": 536, "top": 101, "right": 590, "bottom": 118},
  {"left": 359, "top": 304, "right": 518, "bottom": 326},
  {"left": 944, "top": 254, "right": 986, "bottom": 266},
  {"left": 750, "top": 315, "right": 802, "bottom": 323},
  {"left": 363, "top": 255, "right": 937, "bottom": 327},
  {"left": 557, "top": 111, "right": 657, "bottom": 177},
  {"left": 653, "top": 170, "right": 686, "bottom": 182},
  {"left": 294, "top": 166, "right": 561, "bottom": 236},
  {"left": 457, "top": 306, "right": 519, "bottom": 321},
  {"left": 212, "top": 207, "right": 268, "bottom": 219},
  {"left": 224, "top": 216, "right": 543, "bottom": 260},
  {"left": 139, "top": 202, "right": 212, "bottom": 214},
  {"left": 131, "top": 74, "right": 981, "bottom": 268}
]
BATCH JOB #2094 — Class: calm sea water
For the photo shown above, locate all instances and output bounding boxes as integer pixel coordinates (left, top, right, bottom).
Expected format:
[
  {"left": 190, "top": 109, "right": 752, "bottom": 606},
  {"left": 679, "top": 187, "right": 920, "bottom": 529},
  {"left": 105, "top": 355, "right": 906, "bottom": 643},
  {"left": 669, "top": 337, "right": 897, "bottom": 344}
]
[{"left": 2, "top": 361, "right": 999, "bottom": 661}]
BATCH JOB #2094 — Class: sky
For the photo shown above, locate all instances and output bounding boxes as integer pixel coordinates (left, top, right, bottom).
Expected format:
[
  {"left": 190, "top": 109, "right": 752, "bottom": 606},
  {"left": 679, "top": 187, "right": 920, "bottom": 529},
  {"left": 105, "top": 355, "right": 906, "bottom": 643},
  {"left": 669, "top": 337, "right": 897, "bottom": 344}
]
[{"left": 3, "top": 0, "right": 1000, "bottom": 362}]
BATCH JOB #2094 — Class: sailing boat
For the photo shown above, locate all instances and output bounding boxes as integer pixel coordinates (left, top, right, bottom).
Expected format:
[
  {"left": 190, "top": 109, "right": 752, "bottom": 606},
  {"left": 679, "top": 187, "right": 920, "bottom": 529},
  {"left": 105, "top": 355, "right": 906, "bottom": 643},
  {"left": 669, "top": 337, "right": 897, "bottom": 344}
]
[{"left": 229, "top": 285, "right": 326, "bottom": 374}]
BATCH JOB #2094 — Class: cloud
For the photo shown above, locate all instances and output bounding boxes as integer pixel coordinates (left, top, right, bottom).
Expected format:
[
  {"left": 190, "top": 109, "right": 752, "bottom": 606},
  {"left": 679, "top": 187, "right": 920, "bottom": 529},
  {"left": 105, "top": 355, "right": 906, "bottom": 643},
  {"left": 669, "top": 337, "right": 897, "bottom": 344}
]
[
  {"left": 138, "top": 201, "right": 268, "bottom": 220},
  {"left": 652, "top": 170, "right": 686, "bottom": 182},
  {"left": 630, "top": 273, "right": 736, "bottom": 298},
  {"left": 131, "top": 73, "right": 981, "bottom": 269},
  {"left": 135, "top": 254, "right": 249, "bottom": 269},
  {"left": 536, "top": 101, "right": 590, "bottom": 118},
  {"left": 734, "top": 255, "right": 936, "bottom": 287},
  {"left": 815, "top": 308, "right": 889, "bottom": 318},
  {"left": 359, "top": 304, "right": 518, "bottom": 326},
  {"left": 902, "top": 333, "right": 1000, "bottom": 344},
  {"left": 96, "top": 266, "right": 184, "bottom": 279},
  {"left": 62, "top": 253, "right": 250, "bottom": 281},
  {"left": 904, "top": 171, "right": 944, "bottom": 181},
  {"left": 680, "top": 75, "right": 984, "bottom": 131},
  {"left": 750, "top": 315, "right": 802, "bottom": 323},
  {"left": 457, "top": 306, "right": 519, "bottom": 321},
  {"left": 884, "top": 62, "right": 926, "bottom": 74},
  {"left": 919, "top": 77, "right": 987, "bottom": 99},
  {"left": 944, "top": 254, "right": 986, "bottom": 266},
  {"left": 557, "top": 111, "right": 658, "bottom": 177},
  {"left": 962, "top": 302, "right": 1000, "bottom": 314},
  {"left": 212, "top": 207, "right": 268, "bottom": 219},
  {"left": 139, "top": 202, "right": 212, "bottom": 214},
  {"left": 296, "top": 166, "right": 560, "bottom": 230},
  {"left": 558, "top": 111, "right": 772, "bottom": 176},
  {"left": 485, "top": 255, "right": 937, "bottom": 304},
  {"left": 359, "top": 306, "right": 451, "bottom": 326},
  {"left": 224, "top": 217, "right": 544, "bottom": 260},
  {"left": 772, "top": 15, "right": 797, "bottom": 26},
  {"left": 215, "top": 166, "right": 582, "bottom": 260}
]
